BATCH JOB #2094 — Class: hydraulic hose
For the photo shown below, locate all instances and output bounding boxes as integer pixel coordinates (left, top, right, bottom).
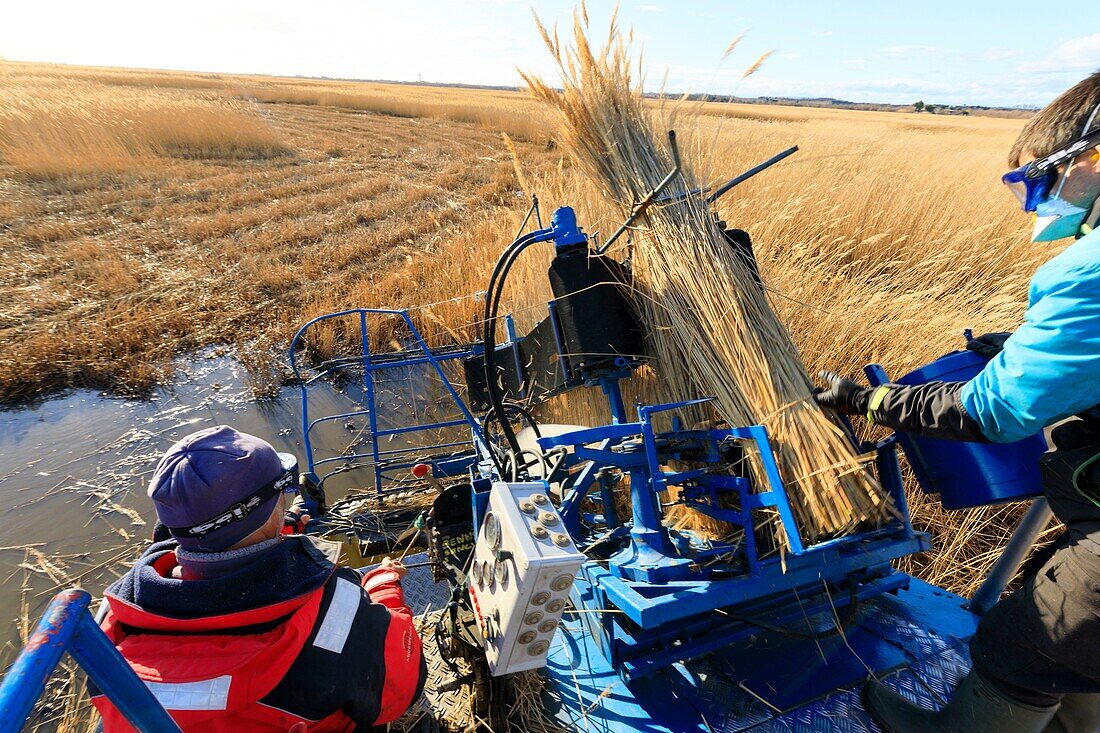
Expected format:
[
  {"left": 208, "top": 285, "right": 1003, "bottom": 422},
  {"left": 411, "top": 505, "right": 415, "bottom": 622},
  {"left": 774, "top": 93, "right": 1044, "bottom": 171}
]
[
  {"left": 477, "top": 232, "right": 541, "bottom": 475},
  {"left": 481, "top": 230, "right": 550, "bottom": 464}
]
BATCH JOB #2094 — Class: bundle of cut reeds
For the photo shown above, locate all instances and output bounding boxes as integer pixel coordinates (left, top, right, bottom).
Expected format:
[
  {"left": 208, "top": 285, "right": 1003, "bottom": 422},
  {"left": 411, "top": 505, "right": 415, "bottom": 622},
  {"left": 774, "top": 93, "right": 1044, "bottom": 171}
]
[{"left": 522, "top": 11, "right": 892, "bottom": 541}]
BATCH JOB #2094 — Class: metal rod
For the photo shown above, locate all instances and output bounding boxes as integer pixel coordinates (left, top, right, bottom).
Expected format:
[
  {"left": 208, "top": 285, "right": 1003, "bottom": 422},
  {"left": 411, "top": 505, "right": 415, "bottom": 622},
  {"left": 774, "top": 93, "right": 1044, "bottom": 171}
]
[
  {"left": 397, "top": 561, "right": 439, "bottom": 570},
  {"left": 511, "top": 196, "right": 538, "bottom": 242},
  {"left": 651, "top": 184, "right": 709, "bottom": 206},
  {"left": 398, "top": 511, "right": 429, "bottom": 562},
  {"left": 363, "top": 310, "right": 385, "bottom": 496},
  {"left": 650, "top": 144, "right": 796, "bottom": 209},
  {"left": 397, "top": 531, "right": 422, "bottom": 562},
  {"left": 706, "top": 146, "right": 799, "bottom": 204},
  {"left": 0, "top": 591, "right": 86, "bottom": 733},
  {"left": 597, "top": 130, "right": 682, "bottom": 254},
  {"left": 968, "top": 498, "right": 1053, "bottom": 615},
  {"left": 69, "top": 610, "right": 182, "bottom": 732},
  {"left": 0, "top": 589, "right": 181, "bottom": 733}
]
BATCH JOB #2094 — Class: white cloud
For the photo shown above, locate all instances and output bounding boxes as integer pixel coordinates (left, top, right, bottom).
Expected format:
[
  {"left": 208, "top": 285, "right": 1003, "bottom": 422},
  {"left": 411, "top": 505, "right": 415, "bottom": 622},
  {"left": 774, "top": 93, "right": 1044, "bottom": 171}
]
[
  {"left": 1023, "top": 33, "right": 1100, "bottom": 73},
  {"left": 637, "top": 4, "right": 666, "bottom": 12}
]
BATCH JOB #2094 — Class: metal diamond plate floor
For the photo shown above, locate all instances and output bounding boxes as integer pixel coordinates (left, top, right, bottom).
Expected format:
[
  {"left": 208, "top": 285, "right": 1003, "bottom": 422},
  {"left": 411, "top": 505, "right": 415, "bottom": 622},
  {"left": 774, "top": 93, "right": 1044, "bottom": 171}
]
[
  {"left": 394, "top": 551, "right": 453, "bottom": 614},
  {"left": 543, "top": 577, "right": 980, "bottom": 733},
  {"left": 376, "top": 557, "right": 979, "bottom": 731}
]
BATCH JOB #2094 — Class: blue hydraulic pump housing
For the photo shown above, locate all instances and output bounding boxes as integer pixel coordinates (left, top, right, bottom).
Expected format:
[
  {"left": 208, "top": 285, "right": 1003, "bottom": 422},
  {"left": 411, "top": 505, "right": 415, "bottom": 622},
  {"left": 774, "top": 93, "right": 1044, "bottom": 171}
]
[{"left": 550, "top": 206, "right": 588, "bottom": 251}]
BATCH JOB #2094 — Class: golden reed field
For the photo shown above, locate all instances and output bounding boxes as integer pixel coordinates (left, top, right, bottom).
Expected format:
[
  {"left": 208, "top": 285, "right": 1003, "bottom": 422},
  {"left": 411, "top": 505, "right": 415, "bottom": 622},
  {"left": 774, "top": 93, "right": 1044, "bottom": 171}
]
[{"left": 0, "top": 59, "right": 1059, "bottom": 599}]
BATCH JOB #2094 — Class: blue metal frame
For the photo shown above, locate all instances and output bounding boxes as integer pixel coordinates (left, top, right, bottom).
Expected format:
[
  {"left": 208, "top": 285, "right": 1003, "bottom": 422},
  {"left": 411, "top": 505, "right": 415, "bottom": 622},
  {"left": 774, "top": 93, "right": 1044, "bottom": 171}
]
[
  {"left": 288, "top": 308, "right": 488, "bottom": 496},
  {"left": 541, "top": 401, "right": 925, "bottom": 570},
  {"left": 1, "top": 196, "right": 1036, "bottom": 731},
  {"left": 0, "top": 589, "right": 180, "bottom": 733},
  {"left": 544, "top": 576, "right": 982, "bottom": 732},
  {"left": 280, "top": 206, "right": 937, "bottom": 689},
  {"left": 538, "top": 383, "right": 930, "bottom": 681}
]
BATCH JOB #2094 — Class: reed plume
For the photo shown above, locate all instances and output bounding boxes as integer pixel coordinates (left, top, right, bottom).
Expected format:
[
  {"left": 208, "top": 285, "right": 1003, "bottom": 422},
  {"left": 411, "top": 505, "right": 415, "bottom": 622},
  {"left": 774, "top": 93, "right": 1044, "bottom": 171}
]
[{"left": 522, "top": 10, "right": 892, "bottom": 541}]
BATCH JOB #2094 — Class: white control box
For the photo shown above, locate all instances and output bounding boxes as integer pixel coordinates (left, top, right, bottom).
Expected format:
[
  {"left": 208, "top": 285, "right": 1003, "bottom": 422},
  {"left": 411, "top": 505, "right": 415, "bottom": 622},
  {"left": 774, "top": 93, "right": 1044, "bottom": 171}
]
[{"left": 468, "top": 481, "right": 584, "bottom": 676}]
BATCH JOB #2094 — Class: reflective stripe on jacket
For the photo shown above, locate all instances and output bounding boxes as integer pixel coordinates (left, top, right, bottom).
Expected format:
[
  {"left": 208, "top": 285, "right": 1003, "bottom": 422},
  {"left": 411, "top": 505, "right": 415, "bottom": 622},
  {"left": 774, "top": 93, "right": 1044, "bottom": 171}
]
[{"left": 90, "top": 540, "right": 426, "bottom": 732}]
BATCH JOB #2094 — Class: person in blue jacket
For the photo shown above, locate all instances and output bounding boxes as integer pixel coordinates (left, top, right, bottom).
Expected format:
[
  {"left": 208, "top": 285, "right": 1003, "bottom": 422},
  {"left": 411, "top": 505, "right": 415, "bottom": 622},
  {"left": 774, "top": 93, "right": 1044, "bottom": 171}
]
[{"left": 817, "top": 71, "right": 1100, "bottom": 733}]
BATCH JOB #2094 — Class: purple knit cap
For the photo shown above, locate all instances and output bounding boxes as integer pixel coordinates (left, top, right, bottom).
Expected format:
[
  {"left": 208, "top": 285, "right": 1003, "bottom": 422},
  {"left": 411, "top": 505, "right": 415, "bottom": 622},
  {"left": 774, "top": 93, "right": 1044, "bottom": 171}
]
[{"left": 149, "top": 425, "right": 285, "bottom": 552}]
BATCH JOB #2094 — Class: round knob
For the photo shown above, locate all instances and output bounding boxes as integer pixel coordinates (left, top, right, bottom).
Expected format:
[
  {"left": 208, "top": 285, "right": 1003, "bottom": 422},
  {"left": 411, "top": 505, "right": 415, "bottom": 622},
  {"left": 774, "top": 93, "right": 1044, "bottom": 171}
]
[
  {"left": 519, "top": 501, "right": 536, "bottom": 514},
  {"left": 531, "top": 493, "right": 549, "bottom": 506},
  {"left": 527, "top": 640, "right": 550, "bottom": 656},
  {"left": 550, "top": 573, "right": 573, "bottom": 592},
  {"left": 524, "top": 611, "right": 544, "bottom": 626},
  {"left": 518, "top": 630, "right": 537, "bottom": 644},
  {"left": 546, "top": 598, "right": 565, "bottom": 614},
  {"left": 538, "top": 511, "right": 558, "bottom": 526},
  {"left": 552, "top": 533, "right": 571, "bottom": 547},
  {"left": 531, "top": 591, "right": 550, "bottom": 606},
  {"left": 531, "top": 525, "right": 549, "bottom": 539},
  {"left": 538, "top": 619, "right": 558, "bottom": 634}
]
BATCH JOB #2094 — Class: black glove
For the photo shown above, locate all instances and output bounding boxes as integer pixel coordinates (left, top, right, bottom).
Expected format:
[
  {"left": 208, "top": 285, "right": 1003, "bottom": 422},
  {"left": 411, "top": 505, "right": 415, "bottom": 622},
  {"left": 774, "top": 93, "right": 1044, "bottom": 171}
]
[
  {"left": 813, "top": 370, "right": 872, "bottom": 416},
  {"left": 283, "top": 497, "right": 311, "bottom": 534},
  {"left": 965, "top": 331, "right": 1011, "bottom": 359}
]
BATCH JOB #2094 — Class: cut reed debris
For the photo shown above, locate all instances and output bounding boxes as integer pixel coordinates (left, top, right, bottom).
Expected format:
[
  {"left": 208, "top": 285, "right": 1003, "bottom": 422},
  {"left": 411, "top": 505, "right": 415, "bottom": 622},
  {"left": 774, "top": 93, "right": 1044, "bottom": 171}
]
[{"left": 522, "top": 11, "right": 892, "bottom": 542}]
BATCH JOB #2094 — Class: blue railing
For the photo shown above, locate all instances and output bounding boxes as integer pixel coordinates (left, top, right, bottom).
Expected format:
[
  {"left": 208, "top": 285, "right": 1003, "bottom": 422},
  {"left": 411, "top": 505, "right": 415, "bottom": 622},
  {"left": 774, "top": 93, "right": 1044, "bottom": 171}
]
[
  {"left": 0, "top": 589, "right": 180, "bottom": 733},
  {"left": 288, "top": 308, "right": 487, "bottom": 496}
]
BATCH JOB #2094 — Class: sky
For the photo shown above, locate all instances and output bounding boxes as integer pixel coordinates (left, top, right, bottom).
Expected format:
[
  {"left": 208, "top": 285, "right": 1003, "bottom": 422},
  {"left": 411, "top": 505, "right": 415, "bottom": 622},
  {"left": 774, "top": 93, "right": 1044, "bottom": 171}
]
[{"left": 2, "top": 1, "right": 1098, "bottom": 108}]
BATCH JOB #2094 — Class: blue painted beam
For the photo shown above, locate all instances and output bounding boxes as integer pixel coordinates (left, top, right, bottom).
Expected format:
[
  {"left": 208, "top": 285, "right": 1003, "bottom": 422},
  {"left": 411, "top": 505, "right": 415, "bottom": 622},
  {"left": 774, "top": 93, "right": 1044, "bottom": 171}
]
[
  {"left": 594, "top": 533, "right": 928, "bottom": 629},
  {"left": 0, "top": 590, "right": 181, "bottom": 733}
]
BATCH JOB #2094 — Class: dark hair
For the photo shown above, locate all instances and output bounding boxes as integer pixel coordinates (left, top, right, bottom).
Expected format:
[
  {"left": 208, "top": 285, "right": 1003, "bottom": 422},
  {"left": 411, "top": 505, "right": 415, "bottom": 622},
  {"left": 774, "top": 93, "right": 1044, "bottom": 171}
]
[{"left": 1009, "top": 71, "right": 1100, "bottom": 167}]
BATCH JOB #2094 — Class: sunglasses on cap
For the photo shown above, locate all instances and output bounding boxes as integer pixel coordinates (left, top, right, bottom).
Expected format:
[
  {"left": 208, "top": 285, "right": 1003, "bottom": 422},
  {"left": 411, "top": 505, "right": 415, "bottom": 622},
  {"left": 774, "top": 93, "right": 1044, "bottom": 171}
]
[
  {"left": 169, "top": 452, "right": 300, "bottom": 540},
  {"left": 1003, "top": 127, "right": 1100, "bottom": 212}
]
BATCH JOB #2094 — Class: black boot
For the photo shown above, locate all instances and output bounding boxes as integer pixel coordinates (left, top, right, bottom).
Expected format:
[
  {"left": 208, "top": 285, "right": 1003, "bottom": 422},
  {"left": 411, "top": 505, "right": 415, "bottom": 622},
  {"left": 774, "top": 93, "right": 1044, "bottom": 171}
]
[
  {"left": 862, "top": 671, "right": 1057, "bottom": 733},
  {"left": 1045, "top": 694, "right": 1100, "bottom": 733}
]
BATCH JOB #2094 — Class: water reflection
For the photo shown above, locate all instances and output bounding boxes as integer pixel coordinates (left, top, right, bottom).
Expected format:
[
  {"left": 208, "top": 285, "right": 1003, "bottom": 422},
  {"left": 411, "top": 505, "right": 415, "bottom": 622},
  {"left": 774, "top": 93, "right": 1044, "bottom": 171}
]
[{"left": 0, "top": 349, "right": 354, "bottom": 650}]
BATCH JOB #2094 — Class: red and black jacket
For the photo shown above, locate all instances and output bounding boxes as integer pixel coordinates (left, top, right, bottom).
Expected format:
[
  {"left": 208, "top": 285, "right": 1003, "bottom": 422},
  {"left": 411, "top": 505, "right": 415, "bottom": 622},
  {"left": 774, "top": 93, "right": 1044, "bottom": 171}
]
[{"left": 90, "top": 536, "right": 426, "bottom": 732}]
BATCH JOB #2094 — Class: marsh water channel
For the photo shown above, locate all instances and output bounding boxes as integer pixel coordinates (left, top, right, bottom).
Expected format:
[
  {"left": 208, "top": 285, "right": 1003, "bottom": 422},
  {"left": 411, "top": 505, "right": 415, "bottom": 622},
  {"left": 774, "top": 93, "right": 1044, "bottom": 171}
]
[{"left": 0, "top": 347, "right": 467, "bottom": 664}]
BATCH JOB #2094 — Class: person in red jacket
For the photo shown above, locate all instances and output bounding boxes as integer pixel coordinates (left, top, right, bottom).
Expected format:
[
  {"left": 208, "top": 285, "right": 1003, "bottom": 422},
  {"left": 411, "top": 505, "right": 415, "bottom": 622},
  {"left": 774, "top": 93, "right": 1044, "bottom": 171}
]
[{"left": 90, "top": 425, "right": 426, "bottom": 732}]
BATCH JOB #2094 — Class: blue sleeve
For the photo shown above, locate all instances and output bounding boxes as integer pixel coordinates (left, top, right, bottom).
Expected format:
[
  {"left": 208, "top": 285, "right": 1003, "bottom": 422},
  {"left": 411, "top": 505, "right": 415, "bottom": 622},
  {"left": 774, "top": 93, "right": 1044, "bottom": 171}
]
[{"left": 961, "top": 273, "right": 1100, "bottom": 443}]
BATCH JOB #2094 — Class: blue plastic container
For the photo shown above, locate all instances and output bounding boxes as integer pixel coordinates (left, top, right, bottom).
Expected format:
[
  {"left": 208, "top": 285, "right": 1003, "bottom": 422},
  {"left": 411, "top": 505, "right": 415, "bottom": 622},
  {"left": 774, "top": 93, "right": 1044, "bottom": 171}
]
[{"left": 867, "top": 349, "right": 1047, "bottom": 510}]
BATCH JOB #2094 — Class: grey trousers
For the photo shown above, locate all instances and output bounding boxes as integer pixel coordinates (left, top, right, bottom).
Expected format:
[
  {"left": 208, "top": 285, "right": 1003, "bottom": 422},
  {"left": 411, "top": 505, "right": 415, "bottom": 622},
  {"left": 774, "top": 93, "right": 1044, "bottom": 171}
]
[
  {"left": 971, "top": 533, "right": 1100, "bottom": 706},
  {"left": 970, "top": 421, "right": 1100, "bottom": 707}
]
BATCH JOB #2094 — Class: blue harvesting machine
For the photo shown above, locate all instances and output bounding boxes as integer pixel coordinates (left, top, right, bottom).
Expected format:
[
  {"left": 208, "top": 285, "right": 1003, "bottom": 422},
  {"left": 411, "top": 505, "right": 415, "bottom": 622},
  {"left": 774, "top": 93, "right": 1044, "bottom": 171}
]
[{"left": 0, "top": 147, "right": 1055, "bottom": 733}]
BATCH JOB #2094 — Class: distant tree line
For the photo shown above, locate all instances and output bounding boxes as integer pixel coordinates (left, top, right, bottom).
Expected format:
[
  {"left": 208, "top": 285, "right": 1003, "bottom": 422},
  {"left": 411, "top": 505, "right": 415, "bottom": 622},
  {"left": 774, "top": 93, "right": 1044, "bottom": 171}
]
[{"left": 913, "top": 100, "right": 972, "bottom": 115}]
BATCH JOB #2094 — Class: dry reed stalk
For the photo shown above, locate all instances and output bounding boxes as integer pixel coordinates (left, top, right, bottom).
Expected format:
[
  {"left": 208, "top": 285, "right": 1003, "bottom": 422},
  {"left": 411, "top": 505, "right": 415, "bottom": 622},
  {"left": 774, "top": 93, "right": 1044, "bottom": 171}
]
[
  {"left": 742, "top": 51, "right": 774, "bottom": 79},
  {"left": 0, "top": 77, "right": 289, "bottom": 178},
  {"left": 522, "top": 10, "right": 891, "bottom": 541},
  {"left": 721, "top": 33, "right": 746, "bottom": 61}
]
